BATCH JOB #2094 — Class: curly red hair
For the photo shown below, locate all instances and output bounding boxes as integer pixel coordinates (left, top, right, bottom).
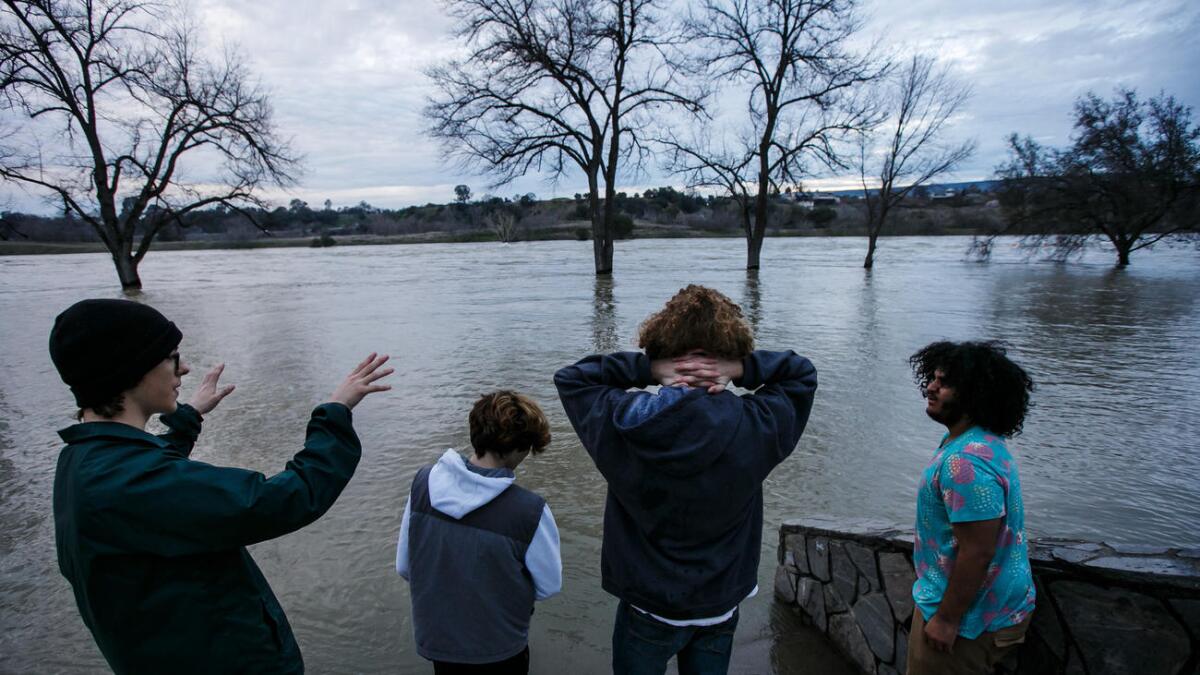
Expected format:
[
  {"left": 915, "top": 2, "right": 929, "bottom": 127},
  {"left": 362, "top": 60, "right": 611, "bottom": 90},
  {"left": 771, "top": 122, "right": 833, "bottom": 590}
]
[{"left": 637, "top": 285, "right": 754, "bottom": 359}]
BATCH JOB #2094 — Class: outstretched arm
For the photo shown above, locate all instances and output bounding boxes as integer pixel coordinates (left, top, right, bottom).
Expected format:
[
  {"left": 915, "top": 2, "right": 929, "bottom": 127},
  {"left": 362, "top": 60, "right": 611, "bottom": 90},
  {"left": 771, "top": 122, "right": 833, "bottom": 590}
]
[
  {"left": 156, "top": 363, "right": 236, "bottom": 454},
  {"left": 86, "top": 354, "right": 394, "bottom": 557}
]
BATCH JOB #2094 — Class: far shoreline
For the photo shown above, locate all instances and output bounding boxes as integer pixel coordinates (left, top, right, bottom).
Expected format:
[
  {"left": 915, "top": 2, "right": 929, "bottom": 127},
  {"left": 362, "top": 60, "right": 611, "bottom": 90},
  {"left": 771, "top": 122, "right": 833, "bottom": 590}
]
[{"left": 0, "top": 226, "right": 992, "bottom": 257}]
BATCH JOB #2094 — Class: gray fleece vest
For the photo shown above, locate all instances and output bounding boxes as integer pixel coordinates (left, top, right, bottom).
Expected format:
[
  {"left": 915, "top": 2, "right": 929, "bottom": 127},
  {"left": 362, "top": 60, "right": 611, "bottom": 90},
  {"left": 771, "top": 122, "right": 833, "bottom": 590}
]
[{"left": 408, "top": 464, "right": 545, "bottom": 664}]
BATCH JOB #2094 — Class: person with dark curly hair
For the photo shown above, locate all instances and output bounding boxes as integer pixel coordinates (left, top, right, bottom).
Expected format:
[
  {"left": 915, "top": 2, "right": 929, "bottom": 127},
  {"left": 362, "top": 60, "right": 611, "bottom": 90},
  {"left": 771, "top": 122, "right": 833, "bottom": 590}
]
[
  {"left": 396, "top": 390, "right": 561, "bottom": 674},
  {"left": 555, "top": 285, "right": 817, "bottom": 674},
  {"left": 906, "top": 341, "right": 1036, "bottom": 675}
]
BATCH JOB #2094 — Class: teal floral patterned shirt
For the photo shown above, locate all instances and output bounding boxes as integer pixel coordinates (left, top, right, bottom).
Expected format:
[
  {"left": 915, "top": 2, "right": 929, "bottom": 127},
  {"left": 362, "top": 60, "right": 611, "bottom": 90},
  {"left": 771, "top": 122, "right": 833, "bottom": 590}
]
[{"left": 912, "top": 426, "right": 1036, "bottom": 638}]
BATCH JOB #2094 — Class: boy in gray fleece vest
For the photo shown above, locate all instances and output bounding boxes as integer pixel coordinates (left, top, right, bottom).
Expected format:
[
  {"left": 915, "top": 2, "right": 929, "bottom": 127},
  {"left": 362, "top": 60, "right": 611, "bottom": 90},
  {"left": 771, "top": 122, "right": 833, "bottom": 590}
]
[{"left": 397, "top": 391, "right": 562, "bottom": 674}]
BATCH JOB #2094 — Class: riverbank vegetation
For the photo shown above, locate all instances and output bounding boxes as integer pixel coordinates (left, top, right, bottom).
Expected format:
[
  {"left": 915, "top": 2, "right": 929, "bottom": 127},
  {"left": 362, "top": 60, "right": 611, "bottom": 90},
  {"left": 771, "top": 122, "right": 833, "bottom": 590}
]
[{"left": 0, "top": 184, "right": 1009, "bottom": 255}]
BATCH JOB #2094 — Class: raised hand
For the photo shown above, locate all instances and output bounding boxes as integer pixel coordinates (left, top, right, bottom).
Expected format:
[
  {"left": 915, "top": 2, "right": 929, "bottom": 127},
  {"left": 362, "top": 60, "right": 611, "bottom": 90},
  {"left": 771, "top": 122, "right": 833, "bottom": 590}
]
[
  {"left": 330, "top": 353, "right": 394, "bottom": 409},
  {"left": 188, "top": 363, "right": 236, "bottom": 415}
]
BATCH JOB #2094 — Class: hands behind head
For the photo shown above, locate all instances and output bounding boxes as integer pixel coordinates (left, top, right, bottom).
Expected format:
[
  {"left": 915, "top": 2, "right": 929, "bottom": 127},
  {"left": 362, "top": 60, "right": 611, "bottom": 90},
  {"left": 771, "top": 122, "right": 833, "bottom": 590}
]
[
  {"left": 188, "top": 364, "right": 236, "bottom": 415},
  {"left": 651, "top": 350, "right": 744, "bottom": 394},
  {"left": 330, "top": 353, "right": 394, "bottom": 409}
]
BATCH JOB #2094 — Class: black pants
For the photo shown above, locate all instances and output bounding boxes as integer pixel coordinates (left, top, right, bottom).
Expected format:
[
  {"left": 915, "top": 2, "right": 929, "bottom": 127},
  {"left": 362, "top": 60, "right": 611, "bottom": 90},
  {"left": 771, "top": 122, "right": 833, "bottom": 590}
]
[{"left": 433, "top": 646, "right": 530, "bottom": 675}]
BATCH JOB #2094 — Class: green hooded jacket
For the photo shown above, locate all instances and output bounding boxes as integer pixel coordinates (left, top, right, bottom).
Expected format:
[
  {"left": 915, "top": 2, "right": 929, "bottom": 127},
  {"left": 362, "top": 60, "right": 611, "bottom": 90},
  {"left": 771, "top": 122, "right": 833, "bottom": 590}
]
[{"left": 53, "top": 402, "right": 361, "bottom": 674}]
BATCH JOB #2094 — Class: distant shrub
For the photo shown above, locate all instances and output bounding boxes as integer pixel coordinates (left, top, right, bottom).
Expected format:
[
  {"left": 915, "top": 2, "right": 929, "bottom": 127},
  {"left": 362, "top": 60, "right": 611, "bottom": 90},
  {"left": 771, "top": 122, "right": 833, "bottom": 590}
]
[
  {"left": 611, "top": 213, "right": 634, "bottom": 239},
  {"left": 809, "top": 207, "right": 837, "bottom": 227},
  {"left": 310, "top": 233, "right": 337, "bottom": 247},
  {"left": 574, "top": 227, "right": 590, "bottom": 241}
]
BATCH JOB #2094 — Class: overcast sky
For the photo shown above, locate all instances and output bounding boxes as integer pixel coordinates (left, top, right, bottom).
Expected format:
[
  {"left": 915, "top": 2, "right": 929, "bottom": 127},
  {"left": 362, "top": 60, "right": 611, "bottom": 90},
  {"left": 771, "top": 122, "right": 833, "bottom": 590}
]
[{"left": 3, "top": 0, "right": 1198, "bottom": 214}]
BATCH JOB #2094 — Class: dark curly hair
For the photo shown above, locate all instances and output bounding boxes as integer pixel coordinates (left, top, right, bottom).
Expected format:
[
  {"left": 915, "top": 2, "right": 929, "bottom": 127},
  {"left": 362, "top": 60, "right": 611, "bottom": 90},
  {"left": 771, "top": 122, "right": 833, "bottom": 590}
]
[
  {"left": 909, "top": 341, "right": 1034, "bottom": 437},
  {"left": 469, "top": 390, "right": 551, "bottom": 458},
  {"left": 637, "top": 285, "right": 754, "bottom": 359}
]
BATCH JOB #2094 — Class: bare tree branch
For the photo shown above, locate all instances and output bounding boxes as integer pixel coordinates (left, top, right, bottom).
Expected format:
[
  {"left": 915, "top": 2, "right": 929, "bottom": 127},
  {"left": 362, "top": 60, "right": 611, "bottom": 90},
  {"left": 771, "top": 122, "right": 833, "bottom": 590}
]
[
  {"left": 992, "top": 89, "right": 1200, "bottom": 267},
  {"left": 425, "top": 0, "right": 701, "bottom": 274},
  {"left": 0, "top": 0, "right": 298, "bottom": 289},
  {"left": 669, "top": 0, "right": 885, "bottom": 270},
  {"left": 856, "top": 53, "right": 974, "bottom": 267}
]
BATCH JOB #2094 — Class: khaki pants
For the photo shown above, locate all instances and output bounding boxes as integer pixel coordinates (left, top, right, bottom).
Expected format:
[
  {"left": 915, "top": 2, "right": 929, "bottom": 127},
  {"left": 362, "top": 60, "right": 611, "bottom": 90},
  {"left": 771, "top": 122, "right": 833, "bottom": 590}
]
[{"left": 906, "top": 610, "right": 1030, "bottom": 675}]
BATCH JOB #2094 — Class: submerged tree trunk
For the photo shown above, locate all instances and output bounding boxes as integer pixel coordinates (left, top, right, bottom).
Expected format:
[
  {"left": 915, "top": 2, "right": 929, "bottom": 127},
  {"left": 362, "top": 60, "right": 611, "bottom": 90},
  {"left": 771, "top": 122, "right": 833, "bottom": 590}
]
[
  {"left": 593, "top": 230, "right": 614, "bottom": 275},
  {"left": 746, "top": 234, "right": 764, "bottom": 270},
  {"left": 863, "top": 234, "right": 878, "bottom": 269},
  {"left": 586, "top": 171, "right": 613, "bottom": 275},
  {"left": 112, "top": 251, "right": 142, "bottom": 291},
  {"left": 1117, "top": 245, "right": 1131, "bottom": 267}
]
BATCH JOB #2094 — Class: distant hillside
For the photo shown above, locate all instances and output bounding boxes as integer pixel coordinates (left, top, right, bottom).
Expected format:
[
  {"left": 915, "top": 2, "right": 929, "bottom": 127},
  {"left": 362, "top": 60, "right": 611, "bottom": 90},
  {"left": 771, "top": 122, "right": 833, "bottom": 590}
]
[
  {"left": 825, "top": 179, "right": 1000, "bottom": 198},
  {"left": 1, "top": 186, "right": 1009, "bottom": 254}
]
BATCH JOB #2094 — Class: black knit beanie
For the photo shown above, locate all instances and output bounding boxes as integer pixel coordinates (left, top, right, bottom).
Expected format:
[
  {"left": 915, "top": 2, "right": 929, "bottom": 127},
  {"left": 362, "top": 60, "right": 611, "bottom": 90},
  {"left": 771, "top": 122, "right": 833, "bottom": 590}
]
[{"left": 49, "top": 299, "right": 182, "bottom": 409}]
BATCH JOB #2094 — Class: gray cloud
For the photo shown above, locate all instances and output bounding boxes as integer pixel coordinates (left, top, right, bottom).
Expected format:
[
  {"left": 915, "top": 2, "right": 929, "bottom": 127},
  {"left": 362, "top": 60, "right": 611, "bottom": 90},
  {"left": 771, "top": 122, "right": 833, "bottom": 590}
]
[{"left": 3, "top": 0, "right": 1197, "bottom": 212}]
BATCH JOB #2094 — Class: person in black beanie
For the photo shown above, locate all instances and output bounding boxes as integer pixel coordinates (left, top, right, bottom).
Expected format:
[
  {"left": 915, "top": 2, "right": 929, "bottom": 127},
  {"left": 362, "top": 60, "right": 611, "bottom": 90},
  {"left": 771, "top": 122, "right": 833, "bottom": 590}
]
[{"left": 50, "top": 298, "right": 394, "bottom": 674}]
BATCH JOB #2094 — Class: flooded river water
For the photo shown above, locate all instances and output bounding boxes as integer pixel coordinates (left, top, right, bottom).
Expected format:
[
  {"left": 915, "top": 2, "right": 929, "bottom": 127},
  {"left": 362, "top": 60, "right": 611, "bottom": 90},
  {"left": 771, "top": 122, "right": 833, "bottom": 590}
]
[{"left": 1, "top": 236, "right": 1197, "bottom": 673}]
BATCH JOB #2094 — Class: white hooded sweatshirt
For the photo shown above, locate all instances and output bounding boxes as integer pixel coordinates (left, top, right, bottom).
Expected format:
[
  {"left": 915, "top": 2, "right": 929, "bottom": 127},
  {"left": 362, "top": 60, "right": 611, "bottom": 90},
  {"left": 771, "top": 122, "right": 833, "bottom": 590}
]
[{"left": 396, "top": 449, "right": 562, "bottom": 601}]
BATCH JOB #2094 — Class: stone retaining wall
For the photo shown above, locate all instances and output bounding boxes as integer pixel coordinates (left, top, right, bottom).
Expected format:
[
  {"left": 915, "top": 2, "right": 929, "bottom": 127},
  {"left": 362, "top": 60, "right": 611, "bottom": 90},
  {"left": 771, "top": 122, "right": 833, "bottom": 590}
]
[{"left": 773, "top": 516, "right": 1200, "bottom": 674}]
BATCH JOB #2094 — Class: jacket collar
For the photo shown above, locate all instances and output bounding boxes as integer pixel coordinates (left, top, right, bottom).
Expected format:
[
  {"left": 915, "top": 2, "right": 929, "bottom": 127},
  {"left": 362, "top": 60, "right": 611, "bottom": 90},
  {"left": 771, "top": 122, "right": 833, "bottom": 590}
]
[{"left": 58, "top": 421, "right": 171, "bottom": 448}]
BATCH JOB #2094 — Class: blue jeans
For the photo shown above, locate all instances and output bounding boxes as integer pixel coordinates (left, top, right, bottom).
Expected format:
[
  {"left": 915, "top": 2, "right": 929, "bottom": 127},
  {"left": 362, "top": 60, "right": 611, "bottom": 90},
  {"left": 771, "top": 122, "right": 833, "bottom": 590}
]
[{"left": 611, "top": 601, "right": 738, "bottom": 675}]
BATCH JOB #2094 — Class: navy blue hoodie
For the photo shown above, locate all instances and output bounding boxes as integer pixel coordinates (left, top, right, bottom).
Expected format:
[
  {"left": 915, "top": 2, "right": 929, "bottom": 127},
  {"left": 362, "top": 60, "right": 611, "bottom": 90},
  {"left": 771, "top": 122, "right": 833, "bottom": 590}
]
[{"left": 554, "top": 350, "right": 817, "bottom": 620}]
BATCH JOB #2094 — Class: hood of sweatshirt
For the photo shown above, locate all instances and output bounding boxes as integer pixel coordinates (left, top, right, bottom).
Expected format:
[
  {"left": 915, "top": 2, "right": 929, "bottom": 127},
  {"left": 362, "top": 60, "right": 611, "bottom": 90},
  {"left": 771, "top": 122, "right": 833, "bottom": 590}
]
[
  {"left": 612, "top": 385, "right": 741, "bottom": 477},
  {"left": 426, "top": 448, "right": 515, "bottom": 519}
]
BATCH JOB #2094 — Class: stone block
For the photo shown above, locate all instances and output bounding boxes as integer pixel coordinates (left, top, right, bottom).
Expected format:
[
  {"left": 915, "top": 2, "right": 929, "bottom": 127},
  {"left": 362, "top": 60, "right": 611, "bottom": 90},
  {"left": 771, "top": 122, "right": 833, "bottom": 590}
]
[
  {"left": 1168, "top": 598, "right": 1200, "bottom": 638},
  {"left": 1028, "top": 545, "right": 1055, "bottom": 564},
  {"left": 828, "top": 611, "right": 878, "bottom": 674},
  {"left": 1050, "top": 546, "right": 1099, "bottom": 564},
  {"left": 846, "top": 541, "right": 880, "bottom": 591},
  {"left": 1084, "top": 555, "right": 1200, "bottom": 581},
  {"left": 797, "top": 577, "right": 826, "bottom": 631},
  {"left": 1110, "top": 543, "right": 1170, "bottom": 555},
  {"left": 1052, "top": 581, "right": 1190, "bottom": 674},
  {"left": 853, "top": 591, "right": 895, "bottom": 663},
  {"left": 831, "top": 541, "right": 860, "bottom": 606},
  {"left": 887, "top": 531, "right": 915, "bottom": 551},
  {"left": 879, "top": 552, "right": 916, "bottom": 623},
  {"left": 825, "top": 583, "right": 849, "bottom": 614},
  {"left": 893, "top": 625, "right": 908, "bottom": 674},
  {"left": 774, "top": 566, "right": 797, "bottom": 604},
  {"left": 1017, "top": 630, "right": 1065, "bottom": 675},
  {"left": 808, "top": 536, "right": 831, "bottom": 582},
  {"left": 787, "top": 533, "right": 810, "bottom": 575}
]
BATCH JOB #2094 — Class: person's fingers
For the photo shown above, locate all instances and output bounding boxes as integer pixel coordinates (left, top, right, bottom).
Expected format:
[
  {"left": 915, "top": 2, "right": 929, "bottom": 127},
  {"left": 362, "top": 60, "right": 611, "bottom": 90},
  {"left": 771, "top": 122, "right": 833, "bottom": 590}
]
[
  {"left": 351, "top": 353, "right": 377, "bottom": 376},
  {"left": 217, "top": 384, "right": 236, "bottom": 399},
  {"left": 361, "top": 354, "right": 390, "bottom": 375},
  {"left": 365, "top": 367, "right": 394, "bottom": 383},
  {"left": 364, "top": 384, "right": 392, "bottom": 394}
]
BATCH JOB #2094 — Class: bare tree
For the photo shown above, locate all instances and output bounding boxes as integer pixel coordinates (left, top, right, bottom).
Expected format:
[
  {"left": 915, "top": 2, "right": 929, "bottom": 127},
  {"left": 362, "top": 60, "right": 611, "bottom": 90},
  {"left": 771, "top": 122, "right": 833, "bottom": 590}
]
[
  {"left": 664, "top": 0, "right": 882, "bottom": 270},
  {"left": 0, "top": 0, "right": 297, "bottom": 290},
  {"left": 857, "top": 54, "right": 974, "bottom": 268},
  {"left": 994, "top": 89, "right": 1200, "bottom": 267},
  {"left": 488, "top": 208, "right": 518, "bottom": 243},
  {"left": 426, "top": 0, "right": 700, "bottom": 275}
]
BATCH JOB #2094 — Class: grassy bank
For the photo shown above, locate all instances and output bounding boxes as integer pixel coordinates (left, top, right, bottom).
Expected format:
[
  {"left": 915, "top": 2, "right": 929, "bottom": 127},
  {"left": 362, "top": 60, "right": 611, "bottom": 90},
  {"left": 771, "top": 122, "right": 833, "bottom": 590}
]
[{"left": 0, "top": 218, "right": 992, "bottom": 256}]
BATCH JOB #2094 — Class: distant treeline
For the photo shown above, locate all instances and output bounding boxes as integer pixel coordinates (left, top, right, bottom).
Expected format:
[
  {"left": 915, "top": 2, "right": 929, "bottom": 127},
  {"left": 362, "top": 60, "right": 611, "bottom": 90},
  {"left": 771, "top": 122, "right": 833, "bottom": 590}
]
[{"left": 0, "top": 184, "right": 1004, "bottom": 245}]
